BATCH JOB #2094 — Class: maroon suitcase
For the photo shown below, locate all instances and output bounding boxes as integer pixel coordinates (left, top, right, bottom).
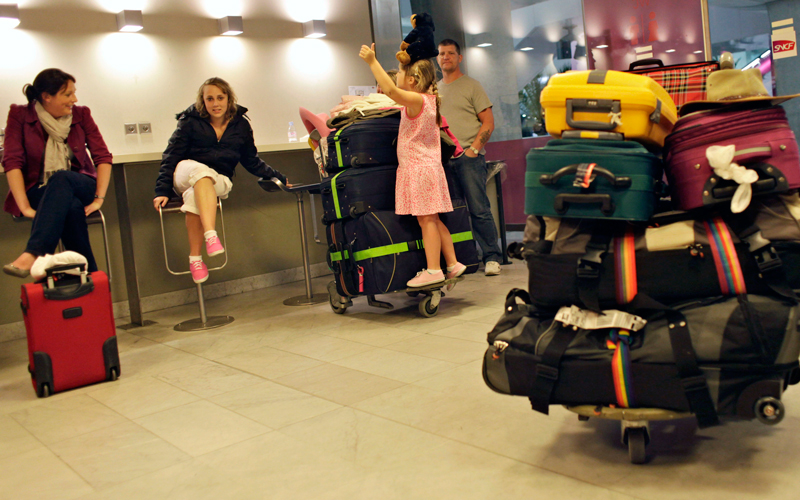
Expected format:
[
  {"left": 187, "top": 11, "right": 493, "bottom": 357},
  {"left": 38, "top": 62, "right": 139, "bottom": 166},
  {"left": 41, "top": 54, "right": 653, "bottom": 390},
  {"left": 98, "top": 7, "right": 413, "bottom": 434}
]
[
  {"left": 664, "top": 105, "right": 800, "bottom": 211},
  {"left": 21, "top": 265, "right": 120, "bottom": 397}
]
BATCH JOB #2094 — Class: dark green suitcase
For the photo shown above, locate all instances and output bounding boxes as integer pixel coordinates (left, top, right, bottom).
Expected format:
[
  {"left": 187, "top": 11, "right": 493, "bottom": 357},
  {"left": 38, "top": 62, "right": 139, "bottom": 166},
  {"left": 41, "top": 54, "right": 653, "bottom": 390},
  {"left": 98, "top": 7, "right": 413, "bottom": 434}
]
[{"left": 525, "top": 139, "right": 662, "bottom": 221}]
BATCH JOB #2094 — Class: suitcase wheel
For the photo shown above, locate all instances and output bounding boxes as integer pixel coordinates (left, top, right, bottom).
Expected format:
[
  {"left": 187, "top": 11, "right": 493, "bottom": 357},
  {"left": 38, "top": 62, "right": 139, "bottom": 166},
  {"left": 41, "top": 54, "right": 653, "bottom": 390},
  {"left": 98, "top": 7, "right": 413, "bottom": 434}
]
[
  {"left": 37, "top": 382, "right": 51, "bottom": 398},
  {"left": 108, "top": 367, "right": 119, "bottom": 381},
  {"left": 754, "top": 397, "right": 785, "bottom": 426},
  {"left": 418, "top": 295, "right": 439, "bottom": 318},
  {"left": 624, "top": 427, "right": 648, "bottom": 464},
  {"left": 327, "top": 281, "right": 349, "bottom": 315}
]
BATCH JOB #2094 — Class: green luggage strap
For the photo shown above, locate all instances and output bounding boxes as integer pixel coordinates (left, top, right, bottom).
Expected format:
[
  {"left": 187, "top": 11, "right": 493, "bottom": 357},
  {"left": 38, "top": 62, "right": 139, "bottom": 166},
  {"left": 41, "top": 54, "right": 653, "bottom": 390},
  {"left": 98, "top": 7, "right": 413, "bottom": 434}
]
[
  {"left": 330, "top": 231, "right": 473, "bottom": 263},
  {"left": 330, "top": 171, "right": 345, "bottom": 219},
  {"left": 333, "top": 128, "right": 346, "bottom": 169}
]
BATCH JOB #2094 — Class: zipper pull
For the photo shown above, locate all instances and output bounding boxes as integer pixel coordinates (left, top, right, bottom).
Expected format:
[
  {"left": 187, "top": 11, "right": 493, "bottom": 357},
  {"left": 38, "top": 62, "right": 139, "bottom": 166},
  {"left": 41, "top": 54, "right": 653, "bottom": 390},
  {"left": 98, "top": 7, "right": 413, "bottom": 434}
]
[
  {"left": 688, "top": 243, "right": 705, "bottom": 259},
  {"left": 492, "top": 340, "right": 509, "bottom": 359},
  {"left": 358, "top": 266, "right": 364, "bottom": 293}
]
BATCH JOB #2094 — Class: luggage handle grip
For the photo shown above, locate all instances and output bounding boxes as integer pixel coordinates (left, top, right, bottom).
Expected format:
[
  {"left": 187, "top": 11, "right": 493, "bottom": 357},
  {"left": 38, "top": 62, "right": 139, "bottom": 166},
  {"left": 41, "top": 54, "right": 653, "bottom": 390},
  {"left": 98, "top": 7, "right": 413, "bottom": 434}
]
[
  {"left": 553, "top": 193, "right": 615, "bottom": 216},
  {"left": 628, "top": 58, "right": 664, "bottom": 70},
  {"left": 539, "top": 165, "right": 632, "bottom": 188},
  {"left": 566, "top": 99, "right": 621, "bottom": 131},
  {"left": 712, "top": 178, "right": 777, "bottom": 199}
]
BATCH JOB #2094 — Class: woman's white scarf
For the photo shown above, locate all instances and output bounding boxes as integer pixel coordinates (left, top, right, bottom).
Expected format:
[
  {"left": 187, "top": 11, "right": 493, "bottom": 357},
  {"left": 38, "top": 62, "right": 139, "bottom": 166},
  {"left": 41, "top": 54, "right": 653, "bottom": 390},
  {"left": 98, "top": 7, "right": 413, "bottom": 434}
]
[{"left": 34, "top": 101, "right": 72, "bottom": 185}]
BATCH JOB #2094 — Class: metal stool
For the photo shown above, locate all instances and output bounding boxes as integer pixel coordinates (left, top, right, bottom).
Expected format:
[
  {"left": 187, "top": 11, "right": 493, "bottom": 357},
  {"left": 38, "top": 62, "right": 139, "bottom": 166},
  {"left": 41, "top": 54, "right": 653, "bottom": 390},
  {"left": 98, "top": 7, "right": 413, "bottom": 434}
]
[
  {"left": 12, "top": 209, "right": 112, "bottom": 280},
  {"left": 158, "top": 198, "right": 234, "bottom": 331},
  {"left": 257, "top": 177, "right": 327, "bottom": 306}
]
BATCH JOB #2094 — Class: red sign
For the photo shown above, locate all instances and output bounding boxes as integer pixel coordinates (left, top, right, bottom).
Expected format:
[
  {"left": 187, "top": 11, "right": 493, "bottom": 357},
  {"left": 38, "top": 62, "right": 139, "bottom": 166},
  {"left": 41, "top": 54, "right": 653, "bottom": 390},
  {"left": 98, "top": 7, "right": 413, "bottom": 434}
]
[{"left": 774, "top": 41, "right": 796, "bottom": 53}]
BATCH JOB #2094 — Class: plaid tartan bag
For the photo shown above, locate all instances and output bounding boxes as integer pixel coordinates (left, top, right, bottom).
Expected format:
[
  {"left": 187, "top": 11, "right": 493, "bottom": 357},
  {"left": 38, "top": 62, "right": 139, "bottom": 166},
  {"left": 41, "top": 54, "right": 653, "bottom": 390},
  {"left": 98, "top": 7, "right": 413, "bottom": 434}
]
[{"left": 627, "top": 58, "right": 719, "bottom": 110}]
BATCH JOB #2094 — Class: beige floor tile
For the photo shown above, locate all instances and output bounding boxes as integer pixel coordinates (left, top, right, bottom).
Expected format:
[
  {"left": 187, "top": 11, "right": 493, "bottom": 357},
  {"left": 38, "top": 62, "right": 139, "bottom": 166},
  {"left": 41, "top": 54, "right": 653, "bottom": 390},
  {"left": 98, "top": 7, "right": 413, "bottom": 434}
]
[
  {"left": 394, "top": 315, "right": 469, "bottom": 334},
  {"left": 87, "top": 376, "right": 200, "bottom": 419},
  {"left": 383, "top": 333, "right": 486, "bottom": 364},
  {"left": 155, "top": 360, "right": 265, "bottom": 398},
  {"left": 196, "top": 431, "right": 372, "bottom": 498},
  {"left": 163, "top": 329, "right": 275, "bottom": 360},
  {"left": 134, "top": 400, "right": 270, "bottom": 457},
  {"left": 74, "top": 460, "right": 262, "bottom": 500},
  {"left": 209, "top": 380, "right": 341, "bottom": 429},
  {"left": 114, "top": 331, "right": 159, "bottom": 353},
  {"left": 49, "top": 420, "right": 190, "bottom": 490},
  {"left": 333, "top": 346, "right": 459, "bottom": 383},
  {"left": 0, "top": 413, "right": 43, "bottom": 461},
  {"left": 0, "top": 447, "right": 93, "bottom": 500},
  {"left": 269, "top": 332, "right": 375, "bottom": 362},
  {"left": 411, "top": 359, "right": 491, "bottom": 395},
  {"left": 429, "top": 320, "right": 495, "bottom": 343},
  {"left": 118, "top": 343, "right": 205, "bottom": 380},
  {"left": 214, "top": 345, "right": 324, "bottom": 380},
  {"left": 321, "top": 319, "right": 423, "bottom": 347},
  {"left": 0, "top": 370, "right": 46, "bottom": 416},
  {"left": 10, "top": 394, "right": 128, "bottom": 445},
  {"left": 279, "top": 407, "right": 451, "bottom": 470},
  {"left": 350, "top": 439, "right": 641, "bottom": 500},
  {"left": 274, "top": 363, "right": 406, "bottom": 405}
]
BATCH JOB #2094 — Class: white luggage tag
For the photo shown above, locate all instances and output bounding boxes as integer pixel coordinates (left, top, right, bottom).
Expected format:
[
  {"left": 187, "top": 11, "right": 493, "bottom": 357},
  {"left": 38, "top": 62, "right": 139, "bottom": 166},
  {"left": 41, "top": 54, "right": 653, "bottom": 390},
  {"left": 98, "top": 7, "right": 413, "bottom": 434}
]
[{"left": 555, "top": 305, "right": 647, "bottom": 332}]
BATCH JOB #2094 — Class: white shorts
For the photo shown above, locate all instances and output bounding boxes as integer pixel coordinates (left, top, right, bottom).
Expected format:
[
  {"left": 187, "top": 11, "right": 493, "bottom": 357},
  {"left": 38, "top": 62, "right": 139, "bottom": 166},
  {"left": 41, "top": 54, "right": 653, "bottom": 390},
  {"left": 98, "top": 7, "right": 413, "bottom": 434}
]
[{"left": 173, "top": 160, "right": 233, "bottom": 215}]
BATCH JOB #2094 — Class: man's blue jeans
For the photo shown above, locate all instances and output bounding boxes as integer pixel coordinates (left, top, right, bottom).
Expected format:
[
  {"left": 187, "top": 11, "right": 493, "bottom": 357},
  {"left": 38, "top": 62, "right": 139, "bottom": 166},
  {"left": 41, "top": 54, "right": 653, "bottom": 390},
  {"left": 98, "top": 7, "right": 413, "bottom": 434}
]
[{"left": 449, "top": 154, "right": 501, "bottom": 263}]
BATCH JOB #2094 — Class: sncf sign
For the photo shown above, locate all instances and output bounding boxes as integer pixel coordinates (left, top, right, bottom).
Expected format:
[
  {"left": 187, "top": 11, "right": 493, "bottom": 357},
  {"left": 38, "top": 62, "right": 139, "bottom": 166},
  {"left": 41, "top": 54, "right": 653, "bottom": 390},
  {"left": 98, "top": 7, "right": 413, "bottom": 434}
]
[{"left": 774, "top": 40, "right": 796, "bottom": 53}]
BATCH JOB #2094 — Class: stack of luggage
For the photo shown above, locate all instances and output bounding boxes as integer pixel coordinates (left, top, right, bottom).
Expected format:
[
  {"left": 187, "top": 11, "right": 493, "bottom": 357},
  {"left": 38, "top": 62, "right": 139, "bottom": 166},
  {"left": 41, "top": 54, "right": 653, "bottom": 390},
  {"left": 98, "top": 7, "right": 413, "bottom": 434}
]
[
  {"left": 484, "top": 58, "right": 800, "bottom": 460},
  {"left": 320, "top": 109, "right": 479, "bottom": 309}
]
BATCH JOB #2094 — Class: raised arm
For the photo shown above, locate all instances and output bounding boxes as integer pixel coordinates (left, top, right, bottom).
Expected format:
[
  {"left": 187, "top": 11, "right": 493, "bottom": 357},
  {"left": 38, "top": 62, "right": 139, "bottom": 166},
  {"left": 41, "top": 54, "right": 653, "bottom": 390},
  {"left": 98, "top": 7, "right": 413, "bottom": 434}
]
[{"left": 359, "top": 44, "right": 422, "bottom": 112}]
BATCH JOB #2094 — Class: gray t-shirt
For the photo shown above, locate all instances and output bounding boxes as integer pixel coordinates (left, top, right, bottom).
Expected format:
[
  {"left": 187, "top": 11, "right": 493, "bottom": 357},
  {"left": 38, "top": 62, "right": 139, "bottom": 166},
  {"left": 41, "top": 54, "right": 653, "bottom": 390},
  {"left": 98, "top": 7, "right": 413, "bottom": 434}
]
[{"left": 437, "top": 74, "right": 492, "bottom": 153}]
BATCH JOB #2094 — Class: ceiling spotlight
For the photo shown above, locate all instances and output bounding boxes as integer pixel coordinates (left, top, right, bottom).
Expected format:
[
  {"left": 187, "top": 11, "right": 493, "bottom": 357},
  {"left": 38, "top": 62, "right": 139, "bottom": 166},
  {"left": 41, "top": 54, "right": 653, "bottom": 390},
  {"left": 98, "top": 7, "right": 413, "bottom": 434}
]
[
  {"left": 596, "top": 44, "right": 608, "bottom": 49},
  {"left": 520, "top": 47, "right": 533, "bottom": 51},
  {"left": 0, "top": 4, "right": 20, "bottom": 29}
]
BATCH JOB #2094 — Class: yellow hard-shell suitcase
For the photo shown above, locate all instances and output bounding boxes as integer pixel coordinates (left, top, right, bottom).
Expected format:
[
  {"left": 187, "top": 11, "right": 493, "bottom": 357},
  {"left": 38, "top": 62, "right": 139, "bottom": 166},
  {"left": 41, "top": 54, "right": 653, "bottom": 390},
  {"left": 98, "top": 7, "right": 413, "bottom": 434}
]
[{"left": 540, "top": 70, "right": 678, "bottom": 148}]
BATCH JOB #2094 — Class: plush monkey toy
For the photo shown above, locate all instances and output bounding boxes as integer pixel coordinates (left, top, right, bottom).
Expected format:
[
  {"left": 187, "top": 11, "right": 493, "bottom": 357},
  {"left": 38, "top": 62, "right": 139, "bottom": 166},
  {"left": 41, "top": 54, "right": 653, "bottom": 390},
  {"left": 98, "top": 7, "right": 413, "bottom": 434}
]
[{"left": 396, "top": 13, "right": 439, "bottom": 66}]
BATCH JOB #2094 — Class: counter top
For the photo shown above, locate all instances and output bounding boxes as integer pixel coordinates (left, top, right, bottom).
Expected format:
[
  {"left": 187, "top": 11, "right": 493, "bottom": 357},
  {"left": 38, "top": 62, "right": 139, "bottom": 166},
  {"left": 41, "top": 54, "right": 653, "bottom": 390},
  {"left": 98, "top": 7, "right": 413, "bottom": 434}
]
[{"left": 111, "top": 141, "right": 311, "bottom": 164}]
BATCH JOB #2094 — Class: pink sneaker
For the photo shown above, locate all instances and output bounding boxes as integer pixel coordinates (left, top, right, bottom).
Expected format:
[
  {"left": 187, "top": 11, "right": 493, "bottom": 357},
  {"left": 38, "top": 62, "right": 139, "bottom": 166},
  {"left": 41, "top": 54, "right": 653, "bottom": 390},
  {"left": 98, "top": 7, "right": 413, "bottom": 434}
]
[
  {"left": 446, "top": 262, "right": 467, "bottom": 280},
  {"left": 407, "top": 269, "right": 445, "bottom": 288},
  {"left": 206, "top": 236, "right": 224, "bottom": 257},
  {"left": 445, "top": 262, "right": 467, "bottom": 291},
  {"left": 190, "top": 260, "right": 209, "bottom": 283}
]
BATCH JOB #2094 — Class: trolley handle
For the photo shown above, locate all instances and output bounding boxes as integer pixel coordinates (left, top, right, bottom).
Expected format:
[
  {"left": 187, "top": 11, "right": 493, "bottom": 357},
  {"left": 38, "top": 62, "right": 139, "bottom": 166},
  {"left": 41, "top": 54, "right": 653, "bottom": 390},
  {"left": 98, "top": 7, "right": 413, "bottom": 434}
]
[
  {"left": 553, "top": 193, "right": 615, "bottom": 216},
  {"left": 566, "top": 99, "right": 622, "bottom": 131},
  {"left": 539, "top": 164, "right": 632, "bottom": 188},
  {"left": 628, "top": 58, "right": 664, "bottom": 70}
]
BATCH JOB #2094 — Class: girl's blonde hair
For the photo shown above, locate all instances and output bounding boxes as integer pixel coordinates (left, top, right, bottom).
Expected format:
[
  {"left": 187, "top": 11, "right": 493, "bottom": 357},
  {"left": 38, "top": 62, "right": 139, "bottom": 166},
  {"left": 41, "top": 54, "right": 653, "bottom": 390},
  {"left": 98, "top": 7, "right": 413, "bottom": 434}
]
[
  {"left": 195, "top": 77, "right": 238, "bottom": 122},
  {"left": 401, "top": 59, "right": 441, "bottom": 125}
]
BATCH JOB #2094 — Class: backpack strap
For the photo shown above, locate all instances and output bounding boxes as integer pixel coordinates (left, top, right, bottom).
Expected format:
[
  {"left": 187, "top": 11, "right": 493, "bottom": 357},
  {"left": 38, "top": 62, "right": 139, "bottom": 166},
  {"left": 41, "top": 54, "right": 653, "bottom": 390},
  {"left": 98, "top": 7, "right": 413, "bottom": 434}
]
[{"left": 528, "top": 323, "right": 581, "bottom": 415}]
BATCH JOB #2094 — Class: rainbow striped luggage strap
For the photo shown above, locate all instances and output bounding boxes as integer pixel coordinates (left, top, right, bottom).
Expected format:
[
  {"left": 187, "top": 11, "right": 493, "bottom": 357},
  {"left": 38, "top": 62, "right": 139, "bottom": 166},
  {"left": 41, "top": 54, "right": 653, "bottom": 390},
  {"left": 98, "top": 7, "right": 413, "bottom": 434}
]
[
  {"left": 703, "top": 217, "right": 747, "bottom": 295},
  {"left": 610, "top": 227, "right": 637, "bottom": 408}
]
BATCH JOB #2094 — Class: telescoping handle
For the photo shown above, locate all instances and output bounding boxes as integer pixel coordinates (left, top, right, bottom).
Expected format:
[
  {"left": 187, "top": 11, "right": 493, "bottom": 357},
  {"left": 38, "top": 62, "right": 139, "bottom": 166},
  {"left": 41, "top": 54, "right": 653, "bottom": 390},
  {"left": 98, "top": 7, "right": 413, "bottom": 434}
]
[
  {"left": 42, "top": 263, "right": 94, "bottom": 301},
  {"left": 539, "top": 164, "right": 632, "bottom": 188},
  {"left": 628, "top": 58, "right": 665, "bottom": 70},
  {"left": 566, "top": 99, "right": 622, "bottom": 131}
]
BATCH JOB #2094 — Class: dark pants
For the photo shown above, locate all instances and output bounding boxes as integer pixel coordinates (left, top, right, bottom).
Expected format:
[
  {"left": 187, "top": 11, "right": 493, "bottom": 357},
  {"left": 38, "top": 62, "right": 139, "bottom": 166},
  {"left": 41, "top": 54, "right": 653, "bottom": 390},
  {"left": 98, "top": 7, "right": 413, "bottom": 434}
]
[
  {"left": 449, "top": 154, "right": 501, "bottom": 263},
  {"left": 25, "top": 171, "right": 98, "bottom": 272}
]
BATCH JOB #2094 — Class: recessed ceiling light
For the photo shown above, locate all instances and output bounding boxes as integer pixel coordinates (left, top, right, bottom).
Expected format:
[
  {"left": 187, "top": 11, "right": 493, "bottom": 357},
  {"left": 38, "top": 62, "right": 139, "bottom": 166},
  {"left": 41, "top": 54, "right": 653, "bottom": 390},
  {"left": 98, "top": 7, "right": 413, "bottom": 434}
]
[
  {"left": 596, "top": 44, "right": 608, "bottom": 49},
  {"left": 665, "top": 49, "right": 676, "bottom": 53},
  {"left": 520, "top": 47, "right": 533, "bottom": 51}
]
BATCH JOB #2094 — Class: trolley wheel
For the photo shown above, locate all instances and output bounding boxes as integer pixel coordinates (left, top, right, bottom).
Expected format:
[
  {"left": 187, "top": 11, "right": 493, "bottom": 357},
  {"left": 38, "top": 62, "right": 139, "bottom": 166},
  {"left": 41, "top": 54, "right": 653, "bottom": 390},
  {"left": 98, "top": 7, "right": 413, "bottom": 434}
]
[
  {"left": 419, "top": 295, "right": 439, "bottom": 318},
  {"left": 406, "top": 291, "right": 420, "bottom": 298},
  {"left": 327, "top": 281, "right": 348, "bottom": 315},
  {"left": 754, "top": 397, "right": 785, "bottom": 425},
  {"left": 625, "top": 427, "right": 647, "bottom": 464}
]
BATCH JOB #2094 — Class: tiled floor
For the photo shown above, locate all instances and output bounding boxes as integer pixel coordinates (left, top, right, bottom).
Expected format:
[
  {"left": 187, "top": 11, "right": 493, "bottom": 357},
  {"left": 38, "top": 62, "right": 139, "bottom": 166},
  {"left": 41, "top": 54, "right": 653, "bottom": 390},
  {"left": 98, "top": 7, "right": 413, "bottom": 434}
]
[{"left": 2, "top": 261, "right": 800, "bottom": 499}]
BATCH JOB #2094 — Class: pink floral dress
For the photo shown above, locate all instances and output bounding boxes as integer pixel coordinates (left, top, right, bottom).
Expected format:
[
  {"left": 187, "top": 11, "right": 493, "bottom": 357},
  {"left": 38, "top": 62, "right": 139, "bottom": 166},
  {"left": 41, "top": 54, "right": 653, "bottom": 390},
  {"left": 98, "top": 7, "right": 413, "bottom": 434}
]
[{"left": 395, "top": 93, "right": 453, "bottom": 216}]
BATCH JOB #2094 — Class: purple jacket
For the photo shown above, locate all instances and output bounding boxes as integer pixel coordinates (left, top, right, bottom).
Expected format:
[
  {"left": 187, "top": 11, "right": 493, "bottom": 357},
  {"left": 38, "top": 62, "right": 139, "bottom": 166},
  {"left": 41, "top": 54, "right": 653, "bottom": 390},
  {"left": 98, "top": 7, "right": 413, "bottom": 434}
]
[{"left": 2, "top": 102, "right": 113, "bottom": 216}]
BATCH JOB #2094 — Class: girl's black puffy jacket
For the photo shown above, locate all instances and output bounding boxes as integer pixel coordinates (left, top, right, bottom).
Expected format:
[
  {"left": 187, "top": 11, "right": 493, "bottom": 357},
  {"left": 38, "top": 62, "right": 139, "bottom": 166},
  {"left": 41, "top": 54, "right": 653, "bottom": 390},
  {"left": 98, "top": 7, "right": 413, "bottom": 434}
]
[{"left": 154, "top": 104, "right": 286, "bottom": 198}]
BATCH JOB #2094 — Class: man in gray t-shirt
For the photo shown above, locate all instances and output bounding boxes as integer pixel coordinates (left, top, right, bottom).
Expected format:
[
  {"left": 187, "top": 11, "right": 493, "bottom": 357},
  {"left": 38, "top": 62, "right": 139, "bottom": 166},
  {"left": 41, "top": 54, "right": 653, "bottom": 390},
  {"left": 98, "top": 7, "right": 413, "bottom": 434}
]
[{"left": 437, "top": 39, "right": 502, "bottom": 275}]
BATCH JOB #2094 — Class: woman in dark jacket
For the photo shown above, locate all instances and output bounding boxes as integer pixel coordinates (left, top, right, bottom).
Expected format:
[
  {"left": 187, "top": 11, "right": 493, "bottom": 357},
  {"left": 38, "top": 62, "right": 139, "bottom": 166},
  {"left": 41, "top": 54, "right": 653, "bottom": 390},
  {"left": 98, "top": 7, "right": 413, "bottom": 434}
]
[
  {"left": 3, "top": 68, "right": 112, "bottom": 277},
  {"left": 153, "top": 77, "right": 286, "bottom": 283}
]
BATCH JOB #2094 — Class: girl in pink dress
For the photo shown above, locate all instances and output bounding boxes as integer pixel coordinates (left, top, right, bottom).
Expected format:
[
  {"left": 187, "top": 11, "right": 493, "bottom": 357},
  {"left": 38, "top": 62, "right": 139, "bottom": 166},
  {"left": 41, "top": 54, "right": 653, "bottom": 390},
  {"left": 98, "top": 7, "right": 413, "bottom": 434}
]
[{"left": 360, "top": 43, "right": 466, "bottom": 287}]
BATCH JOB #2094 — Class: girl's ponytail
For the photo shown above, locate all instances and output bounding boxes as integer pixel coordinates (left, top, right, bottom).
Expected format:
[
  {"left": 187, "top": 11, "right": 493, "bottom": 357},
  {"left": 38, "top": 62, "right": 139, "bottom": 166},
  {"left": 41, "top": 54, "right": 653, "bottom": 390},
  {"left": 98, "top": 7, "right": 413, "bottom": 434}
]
[{"left": 430, "top": 80, "right": 442, "bottom": 126}]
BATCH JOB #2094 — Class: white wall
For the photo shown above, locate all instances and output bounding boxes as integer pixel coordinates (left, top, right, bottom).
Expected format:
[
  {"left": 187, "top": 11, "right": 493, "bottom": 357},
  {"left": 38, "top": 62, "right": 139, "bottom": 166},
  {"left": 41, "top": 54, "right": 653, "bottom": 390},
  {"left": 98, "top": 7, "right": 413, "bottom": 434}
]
[{"left": 0, "top": 0, "right": 376, "bottom": 156}]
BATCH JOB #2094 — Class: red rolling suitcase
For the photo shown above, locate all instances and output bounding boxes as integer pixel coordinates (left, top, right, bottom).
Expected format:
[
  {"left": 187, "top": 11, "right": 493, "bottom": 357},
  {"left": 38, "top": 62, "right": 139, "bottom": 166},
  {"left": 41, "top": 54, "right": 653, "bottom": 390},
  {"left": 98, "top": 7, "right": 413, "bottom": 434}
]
[
  {"left": 664, "top": 105, "right": 800, "bottom": 211},
  {"left": 21, "top": 264, "right": 120, "bottom": 397}
]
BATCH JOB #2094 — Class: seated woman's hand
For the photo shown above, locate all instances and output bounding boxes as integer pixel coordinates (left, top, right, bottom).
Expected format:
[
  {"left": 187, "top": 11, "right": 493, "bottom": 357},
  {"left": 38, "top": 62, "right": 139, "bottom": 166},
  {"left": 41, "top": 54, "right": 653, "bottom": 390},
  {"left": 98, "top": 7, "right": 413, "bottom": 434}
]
[
  {"left": 84, "top": 199, "right": 103, "bottom": 217},
  {"left": 153, "top": 196, "right": 170, "bottom": 211},
  {"left": 20, "top": 207, "right": 37, "bottom": 218}
]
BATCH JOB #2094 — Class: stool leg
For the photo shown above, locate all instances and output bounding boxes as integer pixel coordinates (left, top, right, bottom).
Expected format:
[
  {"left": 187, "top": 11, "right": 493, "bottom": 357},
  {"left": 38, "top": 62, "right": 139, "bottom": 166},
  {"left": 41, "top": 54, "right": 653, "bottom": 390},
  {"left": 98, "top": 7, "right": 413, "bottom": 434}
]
[
  {"left": 173, "top": 282, "right": 235, "bottom": 331},
  {"left": 197, "top": 283, "right": 208, "bottom": 324},
  {"left": 282, "top": 191, "right": 328, "bottom": 306}
]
